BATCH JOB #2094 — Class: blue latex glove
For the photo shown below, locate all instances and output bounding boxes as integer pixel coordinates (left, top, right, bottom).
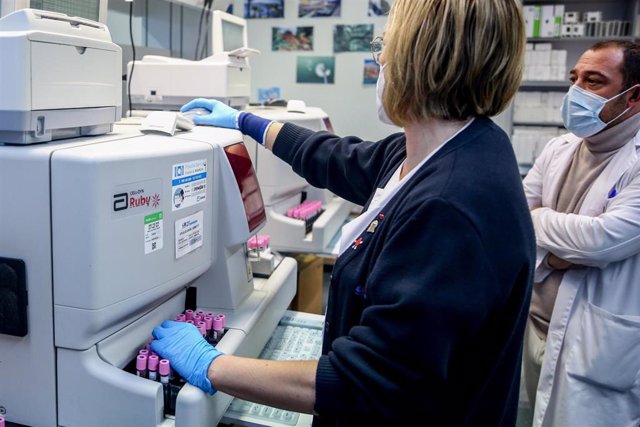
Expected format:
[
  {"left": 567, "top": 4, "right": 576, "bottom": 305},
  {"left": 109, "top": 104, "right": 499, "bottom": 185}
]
[
  {"left": 180, "top": 98, "right": 239, "bottom": 129},
  {"left": 151, "top": 320, "right": 223, "bottom": 395}
]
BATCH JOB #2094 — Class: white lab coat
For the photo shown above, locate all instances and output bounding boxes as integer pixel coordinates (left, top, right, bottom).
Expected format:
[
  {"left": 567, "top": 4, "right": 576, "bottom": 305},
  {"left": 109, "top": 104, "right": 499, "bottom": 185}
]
[{"left": 523, "top": 129, "right": 640, "bottom": 427}]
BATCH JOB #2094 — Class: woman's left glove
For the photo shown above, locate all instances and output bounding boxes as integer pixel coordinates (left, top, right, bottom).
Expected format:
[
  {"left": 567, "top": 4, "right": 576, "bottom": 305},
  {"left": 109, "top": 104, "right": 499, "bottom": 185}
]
[
  {"left": 181, "top": 98, "right": 273, "bottom": 145},
  {"left": 151, "top": 320, "right": 223, "bottom": 395}
]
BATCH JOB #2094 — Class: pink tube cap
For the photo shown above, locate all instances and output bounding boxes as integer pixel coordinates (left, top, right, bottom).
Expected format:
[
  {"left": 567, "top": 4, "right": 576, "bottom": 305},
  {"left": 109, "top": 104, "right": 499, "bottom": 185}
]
[
  {"left": 148, "top": 354, "right": 159, "bottom": 371},
  {"left": 204, "top": 315, "right": 213, "bottom": 330},
  {"left": 213, "top": 316, "right": 224, "bottom": 331},
  {"left": 136, "top": 354, "right": 148, "bottom": 371},
  {"left": 159, "top": 359, "right": 171, "bottom": 376},
  {"left": 215, "top": 313, "right": 226, "bottom": 328}
]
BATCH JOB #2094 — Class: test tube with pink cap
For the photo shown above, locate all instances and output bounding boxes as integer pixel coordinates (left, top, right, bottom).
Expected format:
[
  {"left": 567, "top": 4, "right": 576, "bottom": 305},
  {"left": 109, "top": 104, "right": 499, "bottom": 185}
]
[
  {"left": 159, "top": 359, "right": 171, "bottom": 411},
  {"left": 136, "top": 354, "right": 148, "bottom": 378},
  {"left": 213, "top": 316, "right": 224, "bottom": 342},
  {"left": 148, "top": 354, "right": 160, "bottom": 381},
  {"left": 215, "top": 313, "right": 226, "bottom": 328},
  {"left": 204, "top": 315, "right": 213, "bottom": 340},
  {"left": 159, "top": 359, "right": 171, "bottom": 382}
]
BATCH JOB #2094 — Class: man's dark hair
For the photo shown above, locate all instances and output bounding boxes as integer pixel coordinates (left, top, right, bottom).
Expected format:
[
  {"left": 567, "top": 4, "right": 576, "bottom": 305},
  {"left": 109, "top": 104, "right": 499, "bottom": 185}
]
[{"left": 590, "top": 40, "right": 640, "bottom": 90}]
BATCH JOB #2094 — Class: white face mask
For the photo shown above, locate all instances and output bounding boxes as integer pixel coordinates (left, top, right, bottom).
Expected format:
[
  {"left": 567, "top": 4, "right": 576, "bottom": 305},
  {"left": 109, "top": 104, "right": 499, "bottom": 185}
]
[
  {"left": 561, "top": 84, "right": 638, "bottom": 138},
  {"left": 376, "top": 65, "right": 395, "bottom": 125}
]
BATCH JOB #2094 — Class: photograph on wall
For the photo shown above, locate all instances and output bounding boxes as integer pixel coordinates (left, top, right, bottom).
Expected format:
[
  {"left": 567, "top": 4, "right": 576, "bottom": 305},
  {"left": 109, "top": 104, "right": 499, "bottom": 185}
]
[
  {"left": 368, "top": 0, "right": 392, "bottom": 16},
  {"left": 258, "top": 86, "right": 282, "bottom": 103},
  {"left": 298, "top": 0, "right": 341, "bottom": 18},
  {"left": 363, "top": 59, "right": 380, "bottom": 85},
  {"left": 296, "top": 56, "right": 335, "bottom": 84},
  {"left": 272, "top": 26, "right": 314, "bottom": 51},
  {"left": 333, "top": 24, "right": 374, "bottom": 53},
  {"left": 244, "top": 0, "right": 284, "bottom": 19}
]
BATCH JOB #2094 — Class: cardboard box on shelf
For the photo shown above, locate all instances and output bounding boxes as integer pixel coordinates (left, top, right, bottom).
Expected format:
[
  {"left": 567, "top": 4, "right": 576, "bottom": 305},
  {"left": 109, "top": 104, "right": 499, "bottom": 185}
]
[{"left": 289, "top": 254, "right": 324, "bottom": 315}]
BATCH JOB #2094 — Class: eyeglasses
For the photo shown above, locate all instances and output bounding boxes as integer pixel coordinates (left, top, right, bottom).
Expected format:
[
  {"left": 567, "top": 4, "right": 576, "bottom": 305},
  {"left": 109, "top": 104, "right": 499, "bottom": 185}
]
[{"left": 370, "top": 36, "right": 384, "bottom": 64}]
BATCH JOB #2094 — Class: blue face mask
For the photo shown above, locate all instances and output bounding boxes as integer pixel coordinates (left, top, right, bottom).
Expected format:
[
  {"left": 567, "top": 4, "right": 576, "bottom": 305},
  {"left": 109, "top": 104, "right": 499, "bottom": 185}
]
[{"left": 561, "top": 84, "right": 636, "bottom": 138}]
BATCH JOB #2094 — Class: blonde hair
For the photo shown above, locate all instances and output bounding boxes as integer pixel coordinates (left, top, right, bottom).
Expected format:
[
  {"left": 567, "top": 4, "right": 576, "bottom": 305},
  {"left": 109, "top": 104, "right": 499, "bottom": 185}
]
[{"left": 383, "top": 0, "right": 525, "bottom": 125}]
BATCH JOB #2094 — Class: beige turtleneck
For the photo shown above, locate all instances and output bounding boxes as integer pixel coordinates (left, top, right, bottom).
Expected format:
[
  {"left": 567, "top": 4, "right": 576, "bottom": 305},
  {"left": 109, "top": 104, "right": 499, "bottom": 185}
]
[{"left": 529, "top": 112, "right": 640, "bottom": 338}]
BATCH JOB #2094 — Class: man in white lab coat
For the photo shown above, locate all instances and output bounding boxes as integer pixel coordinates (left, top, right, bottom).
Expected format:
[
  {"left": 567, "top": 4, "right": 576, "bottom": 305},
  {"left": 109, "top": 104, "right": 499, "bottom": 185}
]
[{"left": 523, "top": 40, "right": 640, "bottom": 427}]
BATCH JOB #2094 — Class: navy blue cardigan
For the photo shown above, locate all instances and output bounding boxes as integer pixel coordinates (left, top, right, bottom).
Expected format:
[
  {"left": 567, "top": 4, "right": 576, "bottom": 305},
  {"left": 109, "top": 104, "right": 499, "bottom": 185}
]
[{"left": 272, "top": 117, "right": 535, "bottom": 426}]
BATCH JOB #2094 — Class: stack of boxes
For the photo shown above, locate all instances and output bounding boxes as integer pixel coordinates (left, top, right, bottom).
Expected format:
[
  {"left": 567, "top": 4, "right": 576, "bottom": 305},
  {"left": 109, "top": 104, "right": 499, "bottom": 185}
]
[
  {"left": 523, "top": 4, "right": 564, "bottom": 38},
  {"left": 511, "top": 126, "right": 565, "bottom": 167},
  {"left": 562, "top": 10, "right": 631, "bottom": 38},
  {"left": 523, "top": 42, "right": 567, "bottom": 82},
  {"left": 513, "top": 91, "right": 564, "bottom": 125},
  {"left": 524, "top": 4, "right": 631, "bottom": 38},
  {"left": 512, "top": 90, "right": 566, "bottom": 166}
]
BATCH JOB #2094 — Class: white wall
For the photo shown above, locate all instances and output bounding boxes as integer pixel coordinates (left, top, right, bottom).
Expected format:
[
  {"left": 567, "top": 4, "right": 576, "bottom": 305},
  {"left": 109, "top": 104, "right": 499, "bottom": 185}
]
[{"left": 235, "top": 0, "right": 400, "bottom": 141}]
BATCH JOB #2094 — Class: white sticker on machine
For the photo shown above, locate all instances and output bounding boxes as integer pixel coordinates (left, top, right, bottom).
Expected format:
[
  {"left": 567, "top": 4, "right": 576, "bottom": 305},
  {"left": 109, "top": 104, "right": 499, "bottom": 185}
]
[
  {"left": 175, "top": 210, "right": 204, "bottom": 259},
  {"left": 172, "top": 159, "right": 207, "bottom": 211}
]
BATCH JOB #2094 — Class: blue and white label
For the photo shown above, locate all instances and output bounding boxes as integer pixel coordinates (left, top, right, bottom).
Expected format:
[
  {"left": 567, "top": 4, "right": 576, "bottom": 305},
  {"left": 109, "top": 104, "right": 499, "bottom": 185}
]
[{"left": 172, "top": 159, "right": 207, "bottom": 211}]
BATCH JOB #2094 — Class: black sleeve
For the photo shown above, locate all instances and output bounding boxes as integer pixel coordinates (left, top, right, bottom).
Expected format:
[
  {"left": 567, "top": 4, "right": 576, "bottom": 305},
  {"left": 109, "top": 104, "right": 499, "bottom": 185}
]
[
  {"left": 272, "top": 123, "right": 405, "bottom": 206},
  {"left": 314, "top": 198, "right": 502, "bottom": 419}
]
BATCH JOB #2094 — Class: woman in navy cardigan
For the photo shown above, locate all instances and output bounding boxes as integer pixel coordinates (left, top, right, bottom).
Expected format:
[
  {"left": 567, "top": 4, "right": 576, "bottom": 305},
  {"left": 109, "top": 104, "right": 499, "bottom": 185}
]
[{"left": 152, "top": 0, "right": 536, "bottom": 425}]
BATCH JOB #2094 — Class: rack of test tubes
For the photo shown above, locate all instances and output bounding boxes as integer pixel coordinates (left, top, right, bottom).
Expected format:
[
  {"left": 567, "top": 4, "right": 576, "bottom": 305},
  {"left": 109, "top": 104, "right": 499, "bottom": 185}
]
[
  {"left": 122, "top": 309, "right": 228, "bottom": 416},
  {"left": 285, "top": 200, "right": 324, "bottom": 234}
]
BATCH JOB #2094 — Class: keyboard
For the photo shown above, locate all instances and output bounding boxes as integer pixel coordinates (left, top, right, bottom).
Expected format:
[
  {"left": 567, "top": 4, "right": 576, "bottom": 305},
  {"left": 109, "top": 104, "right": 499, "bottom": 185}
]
[{"left": 223, "top": 311, "right": 325, "bottom": 427}]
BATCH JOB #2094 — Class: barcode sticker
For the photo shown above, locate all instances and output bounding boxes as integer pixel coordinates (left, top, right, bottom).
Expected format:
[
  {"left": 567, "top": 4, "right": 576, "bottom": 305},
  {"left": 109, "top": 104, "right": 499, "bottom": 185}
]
[{"left": 175, "top": 210, "right": 204, "bottom": 259}]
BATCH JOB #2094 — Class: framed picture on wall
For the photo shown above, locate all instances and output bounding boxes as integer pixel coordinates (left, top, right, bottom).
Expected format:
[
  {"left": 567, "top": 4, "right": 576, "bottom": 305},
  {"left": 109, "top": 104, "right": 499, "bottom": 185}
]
[
  {"left": 298, "top": 0, "right": 341, "bottom": 18},
  {"left": 363, "top": 59, "right": 380, "bottom": 85},
  {"left": 244, "top": 0, "right": 284, "bottom": 19},
  {"left": 296, "top": 56, "right": 335, "bottom": 84},
  {"left": 333, "top": 24, "right": 374, "bottom": 53},
  {"left": 368, "top": 0, "right": 392, "bottom": 16},
  {"left": 272, "top": 26, "right": 314, "bottom": 51}
]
